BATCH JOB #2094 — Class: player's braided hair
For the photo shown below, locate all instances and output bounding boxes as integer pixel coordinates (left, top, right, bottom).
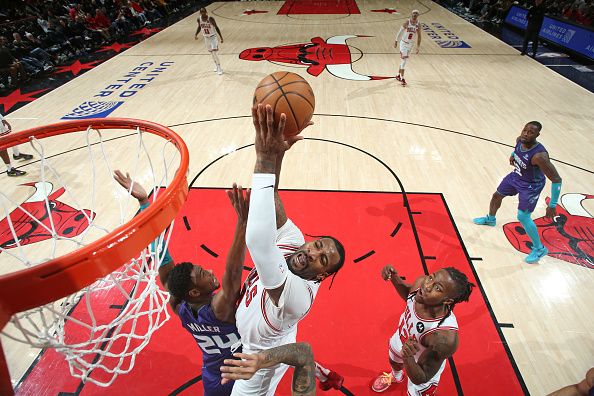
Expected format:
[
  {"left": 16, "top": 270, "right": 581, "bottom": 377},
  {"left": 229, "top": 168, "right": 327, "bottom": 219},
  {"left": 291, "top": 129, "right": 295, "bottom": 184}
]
[
  {"left": 167, "top": 262, "right": 194, "bottom": 300},
  {"left": 437, "top": 267, "right": 475, "bottom": 327}
]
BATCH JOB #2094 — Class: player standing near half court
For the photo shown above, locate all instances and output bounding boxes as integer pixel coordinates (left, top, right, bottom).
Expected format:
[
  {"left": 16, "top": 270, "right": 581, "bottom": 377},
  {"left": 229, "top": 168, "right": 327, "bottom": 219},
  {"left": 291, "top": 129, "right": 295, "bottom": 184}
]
[
  {"left": 395, "top": 10, "right": 422, "bottom": 87},
  {"left": 231, "top": 104, "right": 346, "bottom": 395},
  {"left": 473, "top": 121, "right": 562, "bottom": 264},
  {"left": 372, "top": 266, "right": 475, "bottom": 395},
  {"left": 195, "top": 7, "right": 224, "bottom": 75}
]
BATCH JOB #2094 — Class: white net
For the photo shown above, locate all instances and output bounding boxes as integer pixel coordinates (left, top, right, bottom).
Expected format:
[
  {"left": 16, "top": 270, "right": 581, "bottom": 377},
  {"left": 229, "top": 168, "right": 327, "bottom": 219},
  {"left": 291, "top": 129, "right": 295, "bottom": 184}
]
[{"left": 0, "top": 124, "right": 183, "bottom": 386}]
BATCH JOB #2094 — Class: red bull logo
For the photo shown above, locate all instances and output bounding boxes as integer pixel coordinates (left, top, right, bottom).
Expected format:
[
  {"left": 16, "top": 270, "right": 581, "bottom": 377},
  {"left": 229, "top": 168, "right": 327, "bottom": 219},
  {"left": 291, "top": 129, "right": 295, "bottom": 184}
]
[
  {"left": 0, "top": 182, "right": 95, "bottom": 251},
  {"left": 504, "top": 193, "right": 594, "bottom": 268},
  {"left": 240, "top": 35, "right": 395, "bottom": 81}
]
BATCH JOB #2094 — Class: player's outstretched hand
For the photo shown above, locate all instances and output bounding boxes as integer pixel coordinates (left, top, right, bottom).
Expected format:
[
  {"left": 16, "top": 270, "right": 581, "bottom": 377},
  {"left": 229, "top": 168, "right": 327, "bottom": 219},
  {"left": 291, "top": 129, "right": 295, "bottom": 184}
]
[
  {"left": 227, "top": 183, "right": 250, "bottom": 225},
  {"left": 394, "top": 41, "right": 398, "bottom": 49},
  {"left": 381, "top": 265, "right": 397, "bottom": 281},
  {"left": 252, "top": 103, "right": 292, "bottom": 158},
  {"left": 113, "top": 170, "right": 149, "bottom": 204},
  {"left": 220, "top": 353, "right": 264, "bottom": 384}
]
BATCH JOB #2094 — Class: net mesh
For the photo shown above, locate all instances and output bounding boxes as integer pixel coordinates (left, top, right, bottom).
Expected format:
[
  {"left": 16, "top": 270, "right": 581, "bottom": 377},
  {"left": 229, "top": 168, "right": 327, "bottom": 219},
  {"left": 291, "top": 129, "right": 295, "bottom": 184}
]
[{"left": 0, "top": 125, "right": 181, "bottom": 386}]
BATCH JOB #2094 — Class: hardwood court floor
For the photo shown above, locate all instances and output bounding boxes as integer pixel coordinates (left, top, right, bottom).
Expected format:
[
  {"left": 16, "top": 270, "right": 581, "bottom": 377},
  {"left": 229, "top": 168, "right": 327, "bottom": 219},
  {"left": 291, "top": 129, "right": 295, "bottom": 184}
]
[{"left": 1, "top": 1, "right": 593, "bottom": 394}]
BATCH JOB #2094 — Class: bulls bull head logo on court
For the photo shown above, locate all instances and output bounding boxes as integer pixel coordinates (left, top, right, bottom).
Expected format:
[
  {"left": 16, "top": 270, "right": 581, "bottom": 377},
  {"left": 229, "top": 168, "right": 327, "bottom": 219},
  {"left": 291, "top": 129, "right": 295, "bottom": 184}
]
[
  {"left": 0, "top": 182, "right": 95, "bottom": 251},
  {"left": 503, "top": 193, "right": 594, "bottom": 269},
  {"left": 240, "top": 35, "right": 395, "bottom": 81}
]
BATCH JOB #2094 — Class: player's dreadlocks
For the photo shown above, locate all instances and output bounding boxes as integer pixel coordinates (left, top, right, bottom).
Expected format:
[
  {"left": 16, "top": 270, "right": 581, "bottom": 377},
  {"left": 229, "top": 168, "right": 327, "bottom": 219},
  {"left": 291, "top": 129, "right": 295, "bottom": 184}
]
[
  {"left": 437, "top": 267, "right": 475, "bottom": 326},
  {"left": 406, "top": 267, "right": 475, "bottom": 326}
]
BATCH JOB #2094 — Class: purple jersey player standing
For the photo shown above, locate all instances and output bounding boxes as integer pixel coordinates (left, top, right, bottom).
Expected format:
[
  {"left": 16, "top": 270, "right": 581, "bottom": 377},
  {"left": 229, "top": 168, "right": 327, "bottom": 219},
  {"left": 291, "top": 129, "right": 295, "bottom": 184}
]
[
  {"left": 473, "top": 121, "right": 563, "bottom": 264},
  {"left": 113, "top": 170, "right": 249, "bottom": 396}
]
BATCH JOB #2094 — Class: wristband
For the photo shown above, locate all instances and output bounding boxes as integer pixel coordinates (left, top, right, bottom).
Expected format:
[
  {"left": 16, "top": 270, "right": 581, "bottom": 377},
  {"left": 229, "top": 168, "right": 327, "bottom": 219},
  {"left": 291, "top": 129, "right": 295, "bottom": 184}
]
[{"left": 549, "top": 182, "right": 562, "bottom": 208}]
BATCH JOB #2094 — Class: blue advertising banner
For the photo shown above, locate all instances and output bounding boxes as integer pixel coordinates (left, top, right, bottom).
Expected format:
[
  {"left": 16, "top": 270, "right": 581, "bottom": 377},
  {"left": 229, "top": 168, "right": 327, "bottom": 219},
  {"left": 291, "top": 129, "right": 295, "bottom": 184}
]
[{"left": 505, "top": 6, "right": 594, "bottom": 60}]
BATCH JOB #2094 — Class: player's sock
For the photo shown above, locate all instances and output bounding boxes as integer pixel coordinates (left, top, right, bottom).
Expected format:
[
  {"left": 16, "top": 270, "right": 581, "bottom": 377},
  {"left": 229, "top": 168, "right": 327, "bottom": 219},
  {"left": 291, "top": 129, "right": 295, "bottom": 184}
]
[
  {"left": 5, "top": 163, "right": 13, "bottom": 172},
  {"left": 391, "top": 369, "right": 403, "bottom": 382},
  {"left": 315, "top": 361, "right": 329, "bottom": 382},
  {"left": 12, "top": 146, "right": 20, "bottom": 156},
  {"left": 517, "top": 209, "right": 543, "bottom": 250},
  {"left": 316, "top": 362, "right": 344, "bottom": 391}
]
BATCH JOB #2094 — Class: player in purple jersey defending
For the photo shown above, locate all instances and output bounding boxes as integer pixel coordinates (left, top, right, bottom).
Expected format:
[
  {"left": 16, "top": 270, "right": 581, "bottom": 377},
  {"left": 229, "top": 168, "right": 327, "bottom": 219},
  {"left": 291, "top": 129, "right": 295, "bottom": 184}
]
[
  {"left": 114, "top": 170, "right": 248, "bottom": 396},
  {"left": 473, "top": 121, "right": 563, "bottom": 263}
]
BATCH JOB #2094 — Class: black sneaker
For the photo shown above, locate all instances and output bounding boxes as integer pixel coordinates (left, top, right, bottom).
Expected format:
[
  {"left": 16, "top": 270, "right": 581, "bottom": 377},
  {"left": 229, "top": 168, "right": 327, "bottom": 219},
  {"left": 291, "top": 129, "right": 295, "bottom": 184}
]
[
  {"left": 7, "top": 168, "right": 27, "bottom": 177},
  {"left": 13, "top": 153, "right": 33, "bottom": 160}
]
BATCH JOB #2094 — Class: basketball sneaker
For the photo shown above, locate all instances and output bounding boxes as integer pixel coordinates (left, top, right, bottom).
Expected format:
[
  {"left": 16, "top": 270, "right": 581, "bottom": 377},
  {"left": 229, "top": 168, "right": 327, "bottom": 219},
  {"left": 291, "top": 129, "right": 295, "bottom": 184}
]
[
  {"left": 217, "top": 67, "right": 223, "bottom": 75},
  {"left": 401, "top": 78, "right": 407, "bottom": 86},
  {"left": 395, "top": 75, "right": 402, "bottom": 82},
  {"left": 319, "top": 369, "right": 344, "bottom": 391},
  {"left": 13, "top": 153, "right": 33, "bottom": 161},
  {"left": 371, "top": 371, "right": 403, "bottom": 393},
  {"left": 473, "top": 215, "right": 496, "bottom": 226},
  {"left": 525, "top": 246, "right": 548, "bottom": 264},
  {"left": 7, "top": 168, "right": 26, "bottom": 177}
]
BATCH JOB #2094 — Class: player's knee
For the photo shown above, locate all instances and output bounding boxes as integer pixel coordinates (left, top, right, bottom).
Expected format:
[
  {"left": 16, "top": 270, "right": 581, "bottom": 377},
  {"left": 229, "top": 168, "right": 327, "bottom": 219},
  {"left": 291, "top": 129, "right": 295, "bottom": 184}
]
[
  {"left": 492, "top": 192, "right": 503, "bottom": 201},
  {"left": 517, "top": 209, "right": 532, "bottom": 223}
]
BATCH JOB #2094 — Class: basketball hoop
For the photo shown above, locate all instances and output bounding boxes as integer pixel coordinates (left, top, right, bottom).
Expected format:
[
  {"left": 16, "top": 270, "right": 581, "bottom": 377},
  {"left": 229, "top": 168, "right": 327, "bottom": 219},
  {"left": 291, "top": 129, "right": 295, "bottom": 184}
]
[{"left": 0, "top": 119, "right": 189, "bottom": 394}]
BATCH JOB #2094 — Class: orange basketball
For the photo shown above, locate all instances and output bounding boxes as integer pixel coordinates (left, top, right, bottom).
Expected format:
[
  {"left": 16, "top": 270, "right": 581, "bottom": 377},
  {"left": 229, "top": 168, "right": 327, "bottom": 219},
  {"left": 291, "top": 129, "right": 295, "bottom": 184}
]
[{"left": 253, "top": 71, "right": 315, "bottom": 137}]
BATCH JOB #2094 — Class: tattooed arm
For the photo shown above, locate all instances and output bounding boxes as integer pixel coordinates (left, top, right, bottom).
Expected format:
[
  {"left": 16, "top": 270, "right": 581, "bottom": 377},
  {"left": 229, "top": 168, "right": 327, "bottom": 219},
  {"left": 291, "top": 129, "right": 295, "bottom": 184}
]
[
  {"left": 401, "top": 330, "right": 458, "bottom": 385},
  {"left": 220, "top": 342, "right": 316, "bottom": 396}
]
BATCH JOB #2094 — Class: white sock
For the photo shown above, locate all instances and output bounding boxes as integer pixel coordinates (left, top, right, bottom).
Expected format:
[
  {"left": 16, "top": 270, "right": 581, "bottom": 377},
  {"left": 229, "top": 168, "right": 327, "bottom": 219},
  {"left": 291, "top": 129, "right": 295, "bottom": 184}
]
[
  {"left": 392, "top": 369, "right": 403, "bottom": 381},
  {"left": 12, "top": 146, "right": 20, "bottom": 156},
  {"left": 6, "top": 163, "right": 13, "bottom": 172},
  {"left": 315, "top": 361, "right": 330, "bottom": 381}
]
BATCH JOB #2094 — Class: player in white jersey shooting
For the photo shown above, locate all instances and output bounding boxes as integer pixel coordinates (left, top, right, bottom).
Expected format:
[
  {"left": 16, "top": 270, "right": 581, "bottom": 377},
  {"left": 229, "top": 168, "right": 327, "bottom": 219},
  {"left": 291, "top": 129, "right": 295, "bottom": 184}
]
[
  {"left": 372, "top": 266, "right": 475, "bottom": 395},
  {"left": 230, "top": 104, "right": 346, "bottom": 395},
  {"left": 195, "top": 7, "right": 224, "bottom": 75},
  {"left": 395, "top": 10, "right": 422, "bottom": 86}
]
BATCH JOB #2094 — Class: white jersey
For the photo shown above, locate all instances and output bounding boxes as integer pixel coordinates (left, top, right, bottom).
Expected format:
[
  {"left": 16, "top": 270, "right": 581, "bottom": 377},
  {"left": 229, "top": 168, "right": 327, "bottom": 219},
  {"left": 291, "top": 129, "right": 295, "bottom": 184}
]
[
  {"left": 394, "top": 290, "right": 458, "bottom": 360},
  {"left": 388, "top": 291, "right": 458, "bottom": 395},
  {"left": 400, "top": 19, "right": 420, "bottom": 45},
  {"left": 235, "top": 219, "right": 319, "bottom": 352},
  {"left": 198, "top": 16, "right": 215, "bottom": 37}
]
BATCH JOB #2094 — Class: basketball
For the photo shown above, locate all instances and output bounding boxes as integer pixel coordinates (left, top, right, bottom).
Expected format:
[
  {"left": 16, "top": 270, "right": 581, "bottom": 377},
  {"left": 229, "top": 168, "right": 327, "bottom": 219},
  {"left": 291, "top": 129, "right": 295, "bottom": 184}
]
[{"left": 253, "top": 71, "right": 315, "bottom": 137}]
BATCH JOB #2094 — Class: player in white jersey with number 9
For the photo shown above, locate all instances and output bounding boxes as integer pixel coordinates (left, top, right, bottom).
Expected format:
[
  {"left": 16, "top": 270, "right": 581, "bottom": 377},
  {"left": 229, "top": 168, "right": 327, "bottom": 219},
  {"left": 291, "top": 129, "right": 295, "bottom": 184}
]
[
  {"left": 195, "top": 7, "right": 224, "bottom": 75},
  {"left": 230, "top": 104, "right": 346, "bottom": 396},
  {"left": 395, "top": 10, "right": 422, "bottom": 86},
  {"left": 372, "top": 266, "right": 475, "bottom": 395}
]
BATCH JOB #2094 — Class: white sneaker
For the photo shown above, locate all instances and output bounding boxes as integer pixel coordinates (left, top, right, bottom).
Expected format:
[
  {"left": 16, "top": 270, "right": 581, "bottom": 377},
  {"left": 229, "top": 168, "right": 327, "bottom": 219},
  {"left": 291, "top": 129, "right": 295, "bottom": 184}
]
[{"left": 217, "top": 68, "right": 223, "bottom": 75}]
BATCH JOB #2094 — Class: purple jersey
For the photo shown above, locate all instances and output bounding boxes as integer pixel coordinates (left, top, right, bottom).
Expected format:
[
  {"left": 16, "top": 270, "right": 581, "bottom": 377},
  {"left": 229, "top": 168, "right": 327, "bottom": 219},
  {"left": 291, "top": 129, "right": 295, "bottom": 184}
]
[
  {"left": 512, "top": 141, "right": 547, "bottom": 183},
  {"left": 178, "top": 300, "right": 241, "bottom": 386}
]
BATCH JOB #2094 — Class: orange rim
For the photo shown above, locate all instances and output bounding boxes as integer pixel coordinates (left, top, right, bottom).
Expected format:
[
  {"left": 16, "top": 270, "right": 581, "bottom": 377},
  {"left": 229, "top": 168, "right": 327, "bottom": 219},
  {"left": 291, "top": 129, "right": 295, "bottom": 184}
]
[{"left": 0, "top": 118, "right": 189, "bottom": 328}]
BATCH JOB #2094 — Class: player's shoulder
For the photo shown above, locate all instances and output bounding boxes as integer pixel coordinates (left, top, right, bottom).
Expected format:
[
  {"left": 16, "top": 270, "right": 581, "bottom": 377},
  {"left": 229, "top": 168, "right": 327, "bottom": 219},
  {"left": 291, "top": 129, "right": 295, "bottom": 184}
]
[{"left": 425, "top": 328, "right": 459, "bottom": 356}]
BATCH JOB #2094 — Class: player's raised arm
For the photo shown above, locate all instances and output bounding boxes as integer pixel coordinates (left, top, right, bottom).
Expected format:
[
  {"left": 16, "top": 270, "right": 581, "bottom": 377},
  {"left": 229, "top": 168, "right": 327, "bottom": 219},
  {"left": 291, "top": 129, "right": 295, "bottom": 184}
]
[
  {"left": 113, "top": 170, "right": 178, "bottom": 310},
  {"left": 211, "top": 184, "right": 250, "bottom": 323},
  {"left": 381, "top": 265, "right": 417, "bottom": 301},
  {"left": 246, "top": 104, "right": 296, "bottom": 303}
]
